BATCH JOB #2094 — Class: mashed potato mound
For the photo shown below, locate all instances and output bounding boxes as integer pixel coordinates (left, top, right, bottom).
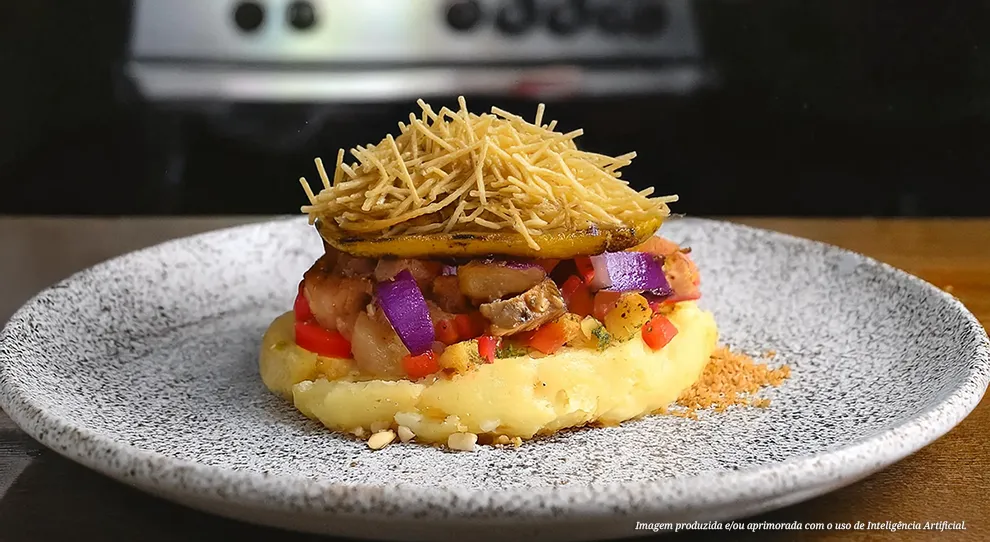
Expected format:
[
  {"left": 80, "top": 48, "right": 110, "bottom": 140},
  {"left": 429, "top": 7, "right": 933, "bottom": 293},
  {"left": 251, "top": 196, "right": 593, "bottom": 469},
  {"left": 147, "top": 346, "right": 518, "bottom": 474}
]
[{"left": 259, "top": 302, "right": 718, "bottom": 445}]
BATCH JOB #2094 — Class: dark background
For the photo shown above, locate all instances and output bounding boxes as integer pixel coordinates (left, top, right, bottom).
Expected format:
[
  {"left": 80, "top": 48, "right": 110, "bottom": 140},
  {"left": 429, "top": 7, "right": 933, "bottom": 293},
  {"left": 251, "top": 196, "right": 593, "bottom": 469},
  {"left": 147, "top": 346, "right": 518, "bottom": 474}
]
[{"left": 2, "top": 1, "right": 989, "bottom": 217}]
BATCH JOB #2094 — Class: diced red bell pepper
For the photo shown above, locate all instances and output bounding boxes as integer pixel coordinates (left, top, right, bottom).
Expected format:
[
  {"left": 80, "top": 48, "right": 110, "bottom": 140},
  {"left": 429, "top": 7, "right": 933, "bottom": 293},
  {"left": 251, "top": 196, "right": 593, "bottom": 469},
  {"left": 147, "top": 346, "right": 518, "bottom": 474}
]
[
  {"left": 513, "top": 329, "right": 536, "bottom": 345},
  {"left": 561, "top": 275, "right": 582, "bottom": 299},
  {"left": 294, "top": 320, "right": 352, "bottom": 358},
  {"left": 402, "top": 350, "right": 440, "bottom": 379},
  {"left": 561, "top": 275, "right": 594, "bottom": 318},
  {"left": 574, "top": 257, "right": 596, "bottom": 284},
  {"left": 454, "top": 312, "right": 488, "bottom": 340},
  {"left": 293, "top": 281, "right": 314, "bottom": 322},
  {"left": 434, "top": 319, "right": 460, "bottom": 345},
  {"left": 524, "top": 322, "right": 568, "bottom": 355},
  {"left": 641, "top": 313, "right": 678, "bottom": 351},
  {"left": 477, "top": 335, "right": 499, "bottom": 363},
  {"left": 570, "top": 291, "right": 594, "bottom": 318}
]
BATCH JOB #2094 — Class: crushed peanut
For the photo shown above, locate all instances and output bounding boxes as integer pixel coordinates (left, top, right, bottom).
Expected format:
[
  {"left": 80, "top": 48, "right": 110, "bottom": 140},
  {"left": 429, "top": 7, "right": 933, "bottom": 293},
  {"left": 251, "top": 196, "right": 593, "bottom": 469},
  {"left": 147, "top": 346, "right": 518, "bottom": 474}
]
[
  {"left": 367, "top": 430, "right": 396, "bottom": 450},
  {"left": 447, "top": 432, "right": 479, "bottom": 451},
  {"left": 670, "top": 346, "right": 790, "bottom": 418},
  {"left": 397, "top": 425, "right": 415, "bottom": 443},
  {"left": 350, "top": 426, "right": 366, "bottom": 438}
]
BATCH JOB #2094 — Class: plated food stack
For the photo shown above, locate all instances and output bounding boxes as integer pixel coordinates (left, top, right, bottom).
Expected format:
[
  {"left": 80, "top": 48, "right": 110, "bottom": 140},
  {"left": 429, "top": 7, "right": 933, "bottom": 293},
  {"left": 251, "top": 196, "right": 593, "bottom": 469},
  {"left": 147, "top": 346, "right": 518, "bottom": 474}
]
[{"left": 259, "top": 98, "right": 719, "bottom": 451}]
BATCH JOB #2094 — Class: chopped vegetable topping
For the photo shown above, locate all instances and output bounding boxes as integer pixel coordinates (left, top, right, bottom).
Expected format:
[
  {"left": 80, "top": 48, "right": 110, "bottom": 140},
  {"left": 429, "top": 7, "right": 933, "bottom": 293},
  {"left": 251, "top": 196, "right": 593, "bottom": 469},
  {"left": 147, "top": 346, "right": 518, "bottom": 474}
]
[
  {"left": 591, "top": 325, "right": 612, "bottom": 351},
  {"left": 293, "top": 281, "right": 314, "bottom": 322},
  {"left": 525, "top": 322, "right": 569, "bottom": 354},
  {"left": 294, "top": 320, "right": 353, "bottom": 358},
  {"left": 402, "top": 350, "right": 440, "bottom": 379},
  {"left": 434, "top": 319, "right": 460, "bottom": 345},
  {"left": 586, "top": 251, "right": 670, "bottom": 293},
  {"left": 560, "top": 275, "right": 583, "bottom": 299},
  {"left": 375, "top": 269, "right": 435, "bottom": 355},
  {"left": 641, "top": 313, "right": 678, "bottom": 351},
  {"left": 560, "top": 275, "right": 595, "bottom": 318},
  {"left": 580, "top": 316, "right": 602, "bottom": 339},
  {"left": 453, "top": 312, "right": 489, "bottom": 340},
  {"left": 574, "top": 256, "right": 596, "bottom": 284},
  {"left": 477, "top": 335, "right": 499, "bottom": 363},
  {"left": 553, "top": 313, "right": 586, "bottom": 347},
  {"left": 495, "top": 341, "right": 529, "bottom": 359},
  {"left": 603, "top": 293, "right": 653, "bottom": 341},
  {"left": 592, "top": 290, "right": 623, "bottom": 321}
]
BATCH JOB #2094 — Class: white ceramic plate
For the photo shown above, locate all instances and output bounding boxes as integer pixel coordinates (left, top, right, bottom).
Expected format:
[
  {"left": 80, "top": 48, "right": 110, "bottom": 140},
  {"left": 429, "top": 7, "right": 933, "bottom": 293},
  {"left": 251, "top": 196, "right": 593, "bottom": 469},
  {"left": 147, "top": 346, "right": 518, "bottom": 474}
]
[{"left": 1, "top": 217, "right": 987, "bottom": 542}]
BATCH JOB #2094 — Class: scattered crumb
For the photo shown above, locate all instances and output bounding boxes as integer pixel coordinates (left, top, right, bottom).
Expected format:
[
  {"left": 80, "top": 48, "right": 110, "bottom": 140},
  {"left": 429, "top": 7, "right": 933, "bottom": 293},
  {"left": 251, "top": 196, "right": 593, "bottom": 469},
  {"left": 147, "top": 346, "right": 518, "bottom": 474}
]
[
  {"left": 510, "top": 437, "right": 522, "bottom": 448},
  {"left": 765, "top": 349, "right": 777, "bottom": 359},
  {"left": 943, "top": 284, "right": 955, "bottom": 293},
  {"left": 349, "top": 461, "right": 358, "bottom": 467},
  {"left": 494, "top": 435, "right": 511, "bottom": 446},
  {"left": 367, "top": 430, "right": 396, "bottom": 450},
  {"left": 668, "top": 409, "right": 698, "bottom": 420},
  {"left": 349, "top": 426, "right": 366, "bottom": 438},
  {"left": 670, "top": 346, "right": 791, "bottom": 418},
  {"left": 448, "top": 432, "right": 479, "bottom": 451},
  {"left": 397, "top": 425, "right": 415, "bottom": 443}
]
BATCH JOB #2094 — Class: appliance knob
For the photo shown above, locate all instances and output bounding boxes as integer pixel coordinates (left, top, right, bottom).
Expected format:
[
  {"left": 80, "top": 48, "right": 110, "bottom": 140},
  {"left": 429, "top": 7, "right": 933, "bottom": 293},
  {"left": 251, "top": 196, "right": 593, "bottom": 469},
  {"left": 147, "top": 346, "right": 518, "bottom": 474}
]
[
  {"left": 596, "top": 2, "right": 629, "bottom": 35},
  {"left": 630, "top": 0, "right": 667, "bottom": 36},
  {"left": 446, "top": 0, "right": 483, "bottom": 32},
  {"left": 547, "top": 0, "right": 588, "bottom": 35},
  {"left": 287, "top": 1, "right": 317, "bottom": 30},
  {"left": 233, "top": 1, "right": 266, "bottom": 33},
  {"left": 496, "top": 0, "right": 537, "bottom": 35}
]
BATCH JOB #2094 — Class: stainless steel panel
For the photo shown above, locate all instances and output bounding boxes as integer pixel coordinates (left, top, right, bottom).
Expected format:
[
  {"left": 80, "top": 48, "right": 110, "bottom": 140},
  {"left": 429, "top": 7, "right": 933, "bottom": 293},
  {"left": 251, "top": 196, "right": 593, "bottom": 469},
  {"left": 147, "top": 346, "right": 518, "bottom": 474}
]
[{"left": 129, "top": 0, "right": 701, "bottom": 63}]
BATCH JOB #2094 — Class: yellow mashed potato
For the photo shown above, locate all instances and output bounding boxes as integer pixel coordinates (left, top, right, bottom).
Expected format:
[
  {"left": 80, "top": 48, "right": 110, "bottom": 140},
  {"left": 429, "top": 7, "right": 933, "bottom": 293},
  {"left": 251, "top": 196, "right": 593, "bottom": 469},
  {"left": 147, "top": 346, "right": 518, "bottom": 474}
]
[{"left": 259, "top": 302, "right": 718, "bottom": 445}]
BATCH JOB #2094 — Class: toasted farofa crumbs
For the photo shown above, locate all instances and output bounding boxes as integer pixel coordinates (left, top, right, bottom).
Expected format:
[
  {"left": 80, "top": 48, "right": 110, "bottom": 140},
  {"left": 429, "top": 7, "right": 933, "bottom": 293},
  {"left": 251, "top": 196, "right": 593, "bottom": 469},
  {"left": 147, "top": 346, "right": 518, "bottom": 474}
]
[{"left": 672, "top": 346, "right": 791, "bottom": 418}]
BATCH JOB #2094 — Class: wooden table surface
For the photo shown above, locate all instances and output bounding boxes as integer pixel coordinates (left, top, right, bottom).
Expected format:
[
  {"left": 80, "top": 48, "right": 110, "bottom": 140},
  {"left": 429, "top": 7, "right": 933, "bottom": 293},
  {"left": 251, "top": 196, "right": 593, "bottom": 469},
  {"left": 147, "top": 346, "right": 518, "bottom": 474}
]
[{"left": 0, "top": 216, "right": 987, "bottom": 541}]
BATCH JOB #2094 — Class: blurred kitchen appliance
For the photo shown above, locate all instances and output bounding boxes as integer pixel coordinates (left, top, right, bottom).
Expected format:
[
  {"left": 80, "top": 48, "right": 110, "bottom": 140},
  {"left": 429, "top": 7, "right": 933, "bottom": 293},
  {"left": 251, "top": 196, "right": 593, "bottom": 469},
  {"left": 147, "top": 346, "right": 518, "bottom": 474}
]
[
  {"left": 122, "top": 0, "right": 711, "bottom": 213},
  {"left": 127, "top": 0, "right": 709, "bottom": 103}
]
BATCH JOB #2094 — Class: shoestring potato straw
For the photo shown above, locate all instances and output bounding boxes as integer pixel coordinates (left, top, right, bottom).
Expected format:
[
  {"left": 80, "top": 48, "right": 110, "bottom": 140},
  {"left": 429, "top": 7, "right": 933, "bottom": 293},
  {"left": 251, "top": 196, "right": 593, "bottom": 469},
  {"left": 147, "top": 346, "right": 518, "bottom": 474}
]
[{"left": 300, "top": 97, "right": 676, "bottom": 251}]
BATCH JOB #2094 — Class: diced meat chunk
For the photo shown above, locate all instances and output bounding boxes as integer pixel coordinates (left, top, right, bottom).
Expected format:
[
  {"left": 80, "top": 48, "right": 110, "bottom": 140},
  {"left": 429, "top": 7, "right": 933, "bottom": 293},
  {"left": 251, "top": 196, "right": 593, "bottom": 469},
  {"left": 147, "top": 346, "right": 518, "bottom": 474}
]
[
  {"left": 479, "top": 279, "right": 566, "bottom": 337},
  {"left": 630, "top": 236, "right": 701, "bottom": 302},
  {"left": 431, "top": 275, "right": 471, "bottom": 313},
  {"left": 426, "top": 300, "right": 457, "bottom": 326},
  {"left": 374, "top": 258, "right": 443, "bottom": 289},
  {"left": 333, "top": 253, "right": 376, "bottom": 278},
  {"left": 631, "top": 236, "right": 683, "bottom": 258},
  {"left": 350, "top": 311, "right": 408, "bottom": 378},
  {"left": 662, "top": 251, "right": 701, "bottom": 302},
  {"left": 458, "top": 260, "right": 546, "bottom": 303},
  {"left": 302, "top": 254, "right": 373, "bottom": 339}
]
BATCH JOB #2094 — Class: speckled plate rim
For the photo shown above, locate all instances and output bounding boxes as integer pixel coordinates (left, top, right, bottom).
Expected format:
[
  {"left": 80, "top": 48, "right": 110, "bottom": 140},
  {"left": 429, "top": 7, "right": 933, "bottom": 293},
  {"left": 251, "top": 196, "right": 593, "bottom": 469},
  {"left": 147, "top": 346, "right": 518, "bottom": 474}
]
[{"left": 1, "top": 217, "right": 988, "bottom": 524}]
